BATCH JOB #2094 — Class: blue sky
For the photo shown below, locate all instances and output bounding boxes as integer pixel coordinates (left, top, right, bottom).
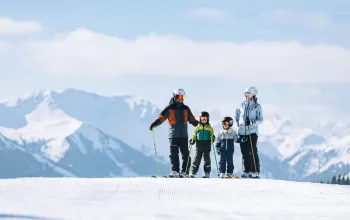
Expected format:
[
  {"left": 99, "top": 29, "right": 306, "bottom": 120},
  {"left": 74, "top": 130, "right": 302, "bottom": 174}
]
[{"left": 0, "top": 0, "right": 350, "bottom": 125}]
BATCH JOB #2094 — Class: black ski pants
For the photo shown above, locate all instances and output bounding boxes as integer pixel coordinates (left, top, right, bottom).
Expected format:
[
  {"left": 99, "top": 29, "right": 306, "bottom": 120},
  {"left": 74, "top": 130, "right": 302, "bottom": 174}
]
[
  {"left": 219, "top": 145, "right": 234, "bottom": 174},
  {"left": 239, "top": 133, "right": 260, "bottom": 173},
  {"left": 169, "top": 138, "right": 190, "bottom": 174},
  {"left": 190, "top": 141, "right": 211, "bottom": 174}
]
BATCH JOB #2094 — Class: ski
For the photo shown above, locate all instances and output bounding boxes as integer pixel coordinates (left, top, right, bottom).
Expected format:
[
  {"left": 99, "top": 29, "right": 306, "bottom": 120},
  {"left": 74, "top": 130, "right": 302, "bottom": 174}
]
[
  {"left": 221, "top": 174, "right": 239, "bottom": 179},
  {"left": 151, "top": 175, "right": 168, "bottom": 178}
]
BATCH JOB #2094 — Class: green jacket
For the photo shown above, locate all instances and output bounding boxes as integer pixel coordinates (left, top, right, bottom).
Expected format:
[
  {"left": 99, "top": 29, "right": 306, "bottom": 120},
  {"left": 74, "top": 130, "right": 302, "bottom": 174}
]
[{"left": 191, "top": 123, "right": 215, "bottom": 142}]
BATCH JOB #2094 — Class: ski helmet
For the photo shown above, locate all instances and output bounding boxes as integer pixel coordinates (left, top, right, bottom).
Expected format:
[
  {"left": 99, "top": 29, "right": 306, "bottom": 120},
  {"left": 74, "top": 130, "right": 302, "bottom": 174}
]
[
  {"left": 173, "top": 88, "right": 186, "bottom": 100},
  {"left": 244, "top": 86, "right": 258, "bottom": 98},
  {"left": 222, "top": 116, "right": 233, "bottom": 127}
]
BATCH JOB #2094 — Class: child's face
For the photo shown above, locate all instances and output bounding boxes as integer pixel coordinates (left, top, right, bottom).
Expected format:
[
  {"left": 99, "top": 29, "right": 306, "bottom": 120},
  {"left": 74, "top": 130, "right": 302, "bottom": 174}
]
[
  {"left": 200, "top": 116, "right": 207, "bottom": 124},
  {"left": 222, "top": 121, "right": 229, "bottom": 129}
]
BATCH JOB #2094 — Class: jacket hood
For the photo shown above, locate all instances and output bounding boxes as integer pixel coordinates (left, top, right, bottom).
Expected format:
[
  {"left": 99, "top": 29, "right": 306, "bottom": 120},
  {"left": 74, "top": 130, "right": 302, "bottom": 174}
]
[
  {"left": 169, "top": 97, "right": 184, "bottom": 105},
  {"left": 169, "top": 97, "right": 175, "bottom": 104}
]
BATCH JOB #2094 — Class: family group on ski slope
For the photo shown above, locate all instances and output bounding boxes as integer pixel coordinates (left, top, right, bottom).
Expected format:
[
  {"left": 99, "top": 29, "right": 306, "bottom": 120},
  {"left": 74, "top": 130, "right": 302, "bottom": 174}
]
[{"left": 149, "top": 86, "right": 263, "bottom": 179}]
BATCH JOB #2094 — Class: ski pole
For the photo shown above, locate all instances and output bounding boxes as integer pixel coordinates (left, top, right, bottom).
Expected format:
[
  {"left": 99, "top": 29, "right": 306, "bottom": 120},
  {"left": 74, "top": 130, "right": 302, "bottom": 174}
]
[
  {"left": 212, "top": 143, "right": 219, "bottom": 176},
  {"left": 185, "top": 143, "right": 193, "bottom": 176},
  {"left": 152, "top": 129, "right": 161, "bottom": 177},
  {"left": 247, "top": 125, "right": 257, "bottom": 173}
]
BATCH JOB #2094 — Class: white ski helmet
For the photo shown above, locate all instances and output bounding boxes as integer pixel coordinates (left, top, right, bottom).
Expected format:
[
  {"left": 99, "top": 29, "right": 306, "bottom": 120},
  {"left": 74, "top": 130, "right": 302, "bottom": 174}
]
[
  {"left": 173, "top": 88, "right": 185, "bottom": 95},
  {"left": 244, "top": 86, "right": 258, "bottom": 98},
  {"left": 173, "top": 88, "right": 186, "bottom": 99}
]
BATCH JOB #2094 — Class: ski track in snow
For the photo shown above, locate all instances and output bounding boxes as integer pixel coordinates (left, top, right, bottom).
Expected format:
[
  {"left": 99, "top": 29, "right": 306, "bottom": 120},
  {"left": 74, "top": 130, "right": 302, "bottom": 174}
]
[{"left": 0, "top": 178, "right": 350, "bottom": 220}]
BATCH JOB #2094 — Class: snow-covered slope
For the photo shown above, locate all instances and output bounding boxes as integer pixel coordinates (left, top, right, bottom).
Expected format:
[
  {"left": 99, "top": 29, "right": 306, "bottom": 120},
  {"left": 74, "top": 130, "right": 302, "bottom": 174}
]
[
  {"left": 0, "top": 88, "right": 349, "bottom": 181},
  {"left": 0, "top": 178, "right": 349, "bottom": 220}
]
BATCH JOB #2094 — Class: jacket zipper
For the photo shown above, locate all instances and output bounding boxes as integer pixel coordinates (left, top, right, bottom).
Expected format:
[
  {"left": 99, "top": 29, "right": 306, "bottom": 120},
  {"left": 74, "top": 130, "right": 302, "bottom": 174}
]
[
  {"left": 226, "top": 132, "right": 228, "bottom": 151},
  {"left": 202, "top": 125, "right": 205, "bottom": 140}
]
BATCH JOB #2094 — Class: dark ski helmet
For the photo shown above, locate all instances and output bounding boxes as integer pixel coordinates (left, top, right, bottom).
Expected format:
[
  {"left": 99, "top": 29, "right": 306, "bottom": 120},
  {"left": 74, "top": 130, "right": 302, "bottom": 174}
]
[
  {"left": 222, "top": 116, "right": 233, "bottom": 127},
  {"left": 201, "top": 111, "right": 209, "bottom": 118}
]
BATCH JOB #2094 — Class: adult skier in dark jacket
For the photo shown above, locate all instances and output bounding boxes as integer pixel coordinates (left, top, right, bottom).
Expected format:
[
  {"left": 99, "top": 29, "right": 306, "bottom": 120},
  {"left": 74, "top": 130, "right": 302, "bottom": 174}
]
[{"left": 149, "top": 88, "right": 199, "bottom": 177}]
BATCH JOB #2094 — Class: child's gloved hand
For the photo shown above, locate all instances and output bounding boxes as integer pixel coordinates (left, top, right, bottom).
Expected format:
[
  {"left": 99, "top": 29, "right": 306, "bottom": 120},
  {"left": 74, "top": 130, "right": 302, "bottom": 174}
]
[
  {"left": 189, "top": 139, "right": 195, "bottom": 145},
  {"left": 216, "top": 147, "right": 220, "bottom": 155},
  {"left": 237, "top": 136, "right": 248, "bottom": 143},
  {"left": 245, "top": 120, "right": 256, "bottom": 126}
]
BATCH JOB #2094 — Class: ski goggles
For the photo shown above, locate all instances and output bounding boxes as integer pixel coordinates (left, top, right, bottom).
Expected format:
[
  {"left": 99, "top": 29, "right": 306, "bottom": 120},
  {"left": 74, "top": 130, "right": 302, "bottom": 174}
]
[
  {"left": 222, "top": 121, "right": 229, "bottom": 126},
  {"left": 200, "top": 116, "right": 208, "bottom": 121},
  {"left": 176, "top": 94, "right": 185, "bottom": 100}
]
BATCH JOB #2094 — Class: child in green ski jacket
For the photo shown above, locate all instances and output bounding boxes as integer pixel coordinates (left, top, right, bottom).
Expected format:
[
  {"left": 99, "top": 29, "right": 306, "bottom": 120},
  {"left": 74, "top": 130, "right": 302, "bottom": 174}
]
[{"left": 188, "top": 111, "right": 215, "bottom": 178}]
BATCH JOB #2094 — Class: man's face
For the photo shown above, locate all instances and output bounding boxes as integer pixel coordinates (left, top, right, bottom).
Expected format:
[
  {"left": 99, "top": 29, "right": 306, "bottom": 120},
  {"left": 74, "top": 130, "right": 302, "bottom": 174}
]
[{"left": 176, "top": 94, "right": 185, "bottom": 103}]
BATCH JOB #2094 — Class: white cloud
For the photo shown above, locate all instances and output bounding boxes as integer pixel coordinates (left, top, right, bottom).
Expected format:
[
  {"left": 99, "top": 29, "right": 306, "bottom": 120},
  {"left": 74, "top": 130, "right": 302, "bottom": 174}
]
[
  {"left": 0, "top": 17, "right": 42, "bottom": 35},
  {"left": 1, "top": 27, "right": 350, "bottom": 83},
  {"left": 187, "top": 7, "right": 233, "bottom": 23}
]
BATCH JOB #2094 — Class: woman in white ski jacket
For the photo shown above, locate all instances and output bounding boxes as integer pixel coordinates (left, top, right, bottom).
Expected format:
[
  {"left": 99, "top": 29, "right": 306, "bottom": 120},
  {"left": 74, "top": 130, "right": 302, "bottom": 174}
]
[{"left": 235, "top": 86, "right": 263, "bottom": 178}]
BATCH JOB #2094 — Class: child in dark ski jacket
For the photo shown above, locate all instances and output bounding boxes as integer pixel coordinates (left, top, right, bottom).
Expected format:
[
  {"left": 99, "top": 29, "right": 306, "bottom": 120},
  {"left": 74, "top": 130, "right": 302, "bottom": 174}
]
[
  {"left": 188, "top": 111, "right": 215, "bottom": 178},
  {"left": 215, "top": 116, "right": 247, "bottom": 178}
]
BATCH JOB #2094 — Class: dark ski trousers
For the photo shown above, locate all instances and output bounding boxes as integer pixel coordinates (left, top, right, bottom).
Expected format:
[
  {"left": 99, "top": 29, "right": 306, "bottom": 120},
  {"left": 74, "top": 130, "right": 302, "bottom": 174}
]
[
  {"left": 239, "top": 133, "right": 260, "bottom": 173},
  {"left": 169, "top": 138, "right": 190, "bottom": 174},
  {"left": 190, "top": 141, "right": 211, "bottom": 174},
  {"left": 219, "top": 145, "right": 234, "bottom": 174}
]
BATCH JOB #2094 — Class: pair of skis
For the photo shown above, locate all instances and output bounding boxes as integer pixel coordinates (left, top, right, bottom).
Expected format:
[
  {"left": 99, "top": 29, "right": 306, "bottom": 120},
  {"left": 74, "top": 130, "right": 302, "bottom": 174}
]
[
  {"left": 151, "top": 174, "right": 240, "bottom": 178},
  {"left": 221, "top": 174, "right": 239, "bottom": 179}
]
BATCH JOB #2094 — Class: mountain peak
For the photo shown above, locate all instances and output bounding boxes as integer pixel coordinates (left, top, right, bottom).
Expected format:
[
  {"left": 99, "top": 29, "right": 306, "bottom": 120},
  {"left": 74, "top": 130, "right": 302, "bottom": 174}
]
[{"left": 23, "top": 89, "right": 53, "bottom": 100}]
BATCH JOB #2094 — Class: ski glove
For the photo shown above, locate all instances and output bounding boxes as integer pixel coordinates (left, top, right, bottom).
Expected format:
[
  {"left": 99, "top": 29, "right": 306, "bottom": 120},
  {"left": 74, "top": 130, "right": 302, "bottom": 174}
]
[
  {"left": 149, "top": 123, "right": 156, "bottom": 131},
  {"left": 189, "top": 139, "right": 195, "bottom": 145},
  {"left": 245, "top": 120, "right": 256, "bottom": 126},
  {"left": 237, "top": 137, "right": 248, "bottom": 143},
  {"left": 216, "top": 147, "right": 220, "bottom": 155},
  {"left": 149, "top": 119, "right": 160, "bottom": 130},
  {"left": 211, "top": 135, "right": 216, "bottom": 142}
]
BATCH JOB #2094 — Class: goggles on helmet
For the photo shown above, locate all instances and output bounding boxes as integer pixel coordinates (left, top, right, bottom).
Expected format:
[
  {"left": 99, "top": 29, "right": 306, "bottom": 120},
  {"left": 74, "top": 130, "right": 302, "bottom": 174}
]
[
  {"left": 222, "top": 121, "right": 229, "bottom": 126},
  {"left": 176, "top": 94, "right": 185, "bottom": 100}
]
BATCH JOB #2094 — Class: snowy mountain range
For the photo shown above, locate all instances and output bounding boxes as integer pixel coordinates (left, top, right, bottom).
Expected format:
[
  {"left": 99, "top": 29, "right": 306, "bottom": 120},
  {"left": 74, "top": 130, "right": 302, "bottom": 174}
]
[{"left": 0, "top": 88, "right": 349, "bottom": 182}]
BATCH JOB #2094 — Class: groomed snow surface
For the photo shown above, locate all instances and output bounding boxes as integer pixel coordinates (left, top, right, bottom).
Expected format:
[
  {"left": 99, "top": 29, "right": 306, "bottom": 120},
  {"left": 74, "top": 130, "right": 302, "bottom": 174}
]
[{"left": 1, "top": 178, "right": 350, "bottom": 220}]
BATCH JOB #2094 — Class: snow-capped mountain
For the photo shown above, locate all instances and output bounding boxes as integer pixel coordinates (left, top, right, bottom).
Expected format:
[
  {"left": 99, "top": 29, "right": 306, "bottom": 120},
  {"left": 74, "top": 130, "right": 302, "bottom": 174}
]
[
  {"left": 0, "top": 89, "right": 169, "bottom": 178},
  {"left": 0, "top": 88, "right": 349, "bottom": 182}
]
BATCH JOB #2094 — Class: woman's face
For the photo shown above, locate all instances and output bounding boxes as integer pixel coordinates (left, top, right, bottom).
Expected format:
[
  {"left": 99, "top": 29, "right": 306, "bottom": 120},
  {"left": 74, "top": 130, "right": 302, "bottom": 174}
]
[{"left": 245, "top": 92, "right": 253, "bottom": 99}]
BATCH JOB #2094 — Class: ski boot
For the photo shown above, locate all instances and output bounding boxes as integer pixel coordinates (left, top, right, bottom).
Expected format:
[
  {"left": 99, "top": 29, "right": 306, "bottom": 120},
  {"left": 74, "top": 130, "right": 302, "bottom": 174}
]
[
  {"left": 168, "top": 171, "right": 180, "bottom": 178},
  {"left": 179, "top": 172, "right": 188, "bottom": 178},
  {"left": 241, "top": 172, "right": 251, "bottom": 178},
  {"left": 202, "top": 172, "right": 210, "bottom": 178},
  {"left": 250, "top": 172, "right": 260, "bottom": 179},
  {"left": 189, "top": 173, "right": 196, "bottom": 178},
  {"left": 226, "top": 173, "right": 233, "bottom": 178},
  {"left": 220, "top": 173, "right": 225, "bottom": 178}
]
